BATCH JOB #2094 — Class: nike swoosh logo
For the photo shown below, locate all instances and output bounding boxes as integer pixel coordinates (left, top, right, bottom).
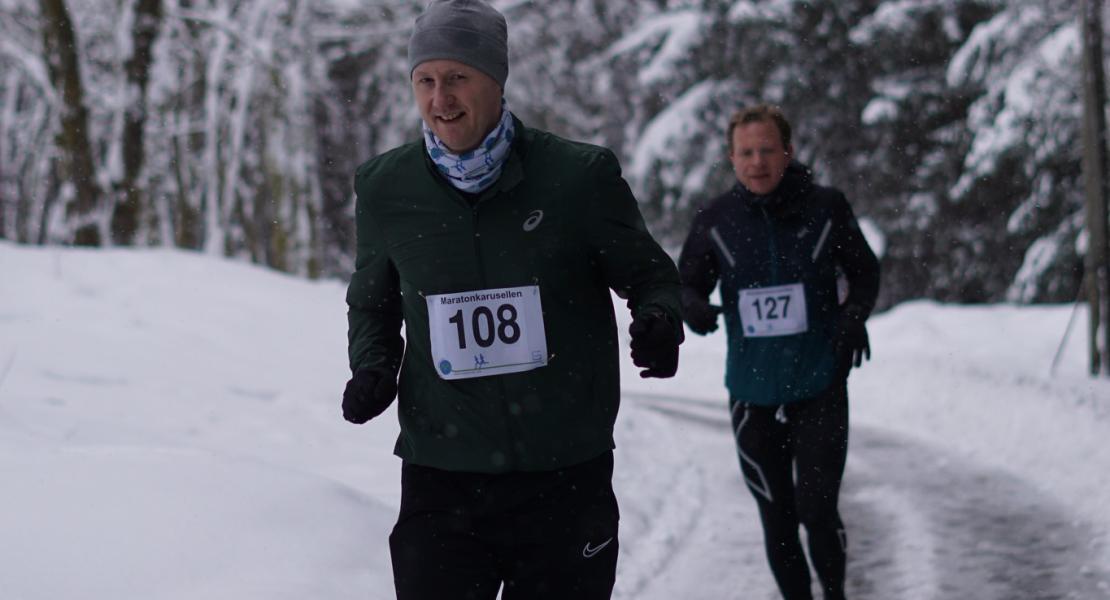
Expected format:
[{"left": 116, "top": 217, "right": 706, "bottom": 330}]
[{"left": 582, "top": 537, "right": 613, "bottom": 558}]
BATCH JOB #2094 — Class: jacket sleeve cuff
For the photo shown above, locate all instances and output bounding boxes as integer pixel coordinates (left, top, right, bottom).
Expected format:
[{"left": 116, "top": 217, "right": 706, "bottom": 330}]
[{"left": 637, "top": 304, "right": 686, "bottom": 344}]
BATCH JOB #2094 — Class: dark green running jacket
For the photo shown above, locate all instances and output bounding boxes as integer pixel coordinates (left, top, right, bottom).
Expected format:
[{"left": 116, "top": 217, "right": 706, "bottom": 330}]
[{"left": 347, "top": 116, "right": 681, "bottom": 473}]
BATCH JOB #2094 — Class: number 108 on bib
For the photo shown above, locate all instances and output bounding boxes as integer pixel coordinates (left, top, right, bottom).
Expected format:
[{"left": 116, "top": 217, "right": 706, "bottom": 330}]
[{"left": 426, "top": 285, "right": 548, "bottom": 380}]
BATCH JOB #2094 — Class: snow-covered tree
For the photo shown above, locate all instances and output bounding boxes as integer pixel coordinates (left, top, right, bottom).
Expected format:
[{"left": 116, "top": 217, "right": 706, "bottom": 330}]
[{"left": 0, "top": 0, "right": 1101, "bottom": 307}]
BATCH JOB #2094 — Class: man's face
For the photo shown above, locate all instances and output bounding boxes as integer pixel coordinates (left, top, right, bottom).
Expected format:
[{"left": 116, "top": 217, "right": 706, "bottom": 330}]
[
  {"left": 729, "top": 120, "right": 793, "bottom": 196},
  {"left": 412, "top": 59, "right": 503, "bottom": 154}
]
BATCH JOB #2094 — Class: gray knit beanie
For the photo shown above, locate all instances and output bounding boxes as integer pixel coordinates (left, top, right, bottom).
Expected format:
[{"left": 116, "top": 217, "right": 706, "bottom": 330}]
[{"left": 408, "top": 0, "right": 508, "bottom": 88}]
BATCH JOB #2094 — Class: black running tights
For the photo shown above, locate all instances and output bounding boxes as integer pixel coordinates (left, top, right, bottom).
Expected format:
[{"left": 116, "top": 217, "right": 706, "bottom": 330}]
[{"left": 730, "top": 384, "right": 849, "bottom": 600}]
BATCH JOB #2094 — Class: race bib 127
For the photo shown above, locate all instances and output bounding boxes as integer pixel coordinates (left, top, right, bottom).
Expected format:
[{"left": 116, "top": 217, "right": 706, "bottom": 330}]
[
  {"left": 426, "top": 285, "right": 548, "bottom": 380},
  {"left": 738, "top": 283, "right": 808, "bottom": 337}
]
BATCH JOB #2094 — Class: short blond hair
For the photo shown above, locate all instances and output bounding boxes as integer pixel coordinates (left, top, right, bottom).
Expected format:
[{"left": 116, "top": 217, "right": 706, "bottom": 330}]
[{"left": 727, "top": 104, "right": 792, "bottom": 152}]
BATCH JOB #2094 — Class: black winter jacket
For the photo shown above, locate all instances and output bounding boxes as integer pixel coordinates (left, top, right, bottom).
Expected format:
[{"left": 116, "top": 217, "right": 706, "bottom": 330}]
[{"left": 678, "top": 162, "right": 879, "bottom": 404}]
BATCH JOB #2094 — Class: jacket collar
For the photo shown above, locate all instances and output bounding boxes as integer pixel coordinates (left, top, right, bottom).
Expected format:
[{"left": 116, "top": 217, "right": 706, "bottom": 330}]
[
  {"left": 733, "top": 160, "right": 814, "bottom": 218},
  {"left": 488, "top": 115, "right": 526, "bottom": 195}
]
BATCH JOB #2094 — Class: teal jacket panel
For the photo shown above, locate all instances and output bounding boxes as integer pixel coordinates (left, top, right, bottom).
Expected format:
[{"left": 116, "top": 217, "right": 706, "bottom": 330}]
[{"left": 678, "top": 163, "right": 880, "bottom": 405}]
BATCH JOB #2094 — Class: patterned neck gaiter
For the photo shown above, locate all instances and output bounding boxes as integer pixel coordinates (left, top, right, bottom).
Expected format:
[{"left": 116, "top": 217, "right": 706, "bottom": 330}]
[{"left": 423, "top": 99, "right": 515, "bottom": 194}]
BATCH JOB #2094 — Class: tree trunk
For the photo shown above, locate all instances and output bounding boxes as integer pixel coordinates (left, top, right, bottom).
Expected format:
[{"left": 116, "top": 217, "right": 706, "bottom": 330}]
[
  {"left": 1081, "top": 0, "right": 1110, "bottom": 376},
  {"left": 111, "top": 0, "right": 163, "bottom": 245},
  {"left": 39, "top": 0, "right": 102, "bottom": 246},
  {"left": 200, "top": 13, "right": 232, "bottom": 256}
]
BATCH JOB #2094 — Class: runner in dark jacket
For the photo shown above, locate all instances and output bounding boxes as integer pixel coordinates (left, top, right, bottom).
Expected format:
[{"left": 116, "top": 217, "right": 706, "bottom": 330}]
[
  {"left": 341, "top": 2, "right": 683, "bottom": 598},
  {"left": 678, "top": 104, "right": 879, "bottom": 600}
]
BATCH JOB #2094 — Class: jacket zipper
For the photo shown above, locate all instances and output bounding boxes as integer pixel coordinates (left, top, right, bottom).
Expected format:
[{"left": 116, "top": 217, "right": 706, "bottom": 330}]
[
  {"left": 759, "top": 206, "right": 781, "bottom": 284},
  {"left": 471, "top": 206, "right": 487, "bottom": 283},
  {"left": 471, "top": 202, "right": 519, "bottom": 471}
]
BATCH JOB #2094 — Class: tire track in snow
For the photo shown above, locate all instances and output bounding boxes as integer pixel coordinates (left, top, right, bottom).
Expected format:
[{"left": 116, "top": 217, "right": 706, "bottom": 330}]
[
  {"left": 623, "top": 391, "right": 1110, "bottom": 599},
  {"left": 620, "top": 391, "right": 777, "bottom": 599},
  {"left": 613, "top": 393, "right": 710, "bottom": 598},
  {"left": 846, "top": 428, "right": 1110, "bottom": 600}
]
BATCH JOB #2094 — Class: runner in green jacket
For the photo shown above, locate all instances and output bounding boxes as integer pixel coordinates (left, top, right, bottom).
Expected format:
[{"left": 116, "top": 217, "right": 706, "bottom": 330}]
[
  {"left": 341, "top": 2, "right": 683, "bottom": 598},
  {"left": 347, "top": 119, "right": 682, "bottom": 474}
]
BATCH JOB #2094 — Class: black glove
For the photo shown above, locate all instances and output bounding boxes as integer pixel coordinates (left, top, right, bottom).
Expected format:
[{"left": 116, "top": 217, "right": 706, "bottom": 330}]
[
  {"left": 681, "top": 288, "right": 721, "bottom": 335},
  {"left": 834, "top": 306, "right": 870, "bottom": 371},
  {"left": 342, "top": 368, "right": 398, "bottom": 424},
  {"left": 629, "top": 309, "right": 681, "bottom": 378}
]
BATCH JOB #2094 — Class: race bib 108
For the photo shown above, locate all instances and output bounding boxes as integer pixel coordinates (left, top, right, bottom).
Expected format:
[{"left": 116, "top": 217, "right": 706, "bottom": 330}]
[
  {"left": 738, "top": 283, "right": 808, "bottom": 337},
  {"left": 426, "top": 285, "right": 548, "bottom": 380}
]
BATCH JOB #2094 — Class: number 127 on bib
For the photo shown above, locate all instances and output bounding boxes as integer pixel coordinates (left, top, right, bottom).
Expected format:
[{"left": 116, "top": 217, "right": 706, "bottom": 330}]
[{"left": 737, "top": 283, "right": 809, "bottom": 337}]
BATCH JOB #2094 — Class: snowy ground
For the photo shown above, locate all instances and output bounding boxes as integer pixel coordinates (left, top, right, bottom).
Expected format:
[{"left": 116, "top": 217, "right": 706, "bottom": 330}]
[{"left": 2, "top": 242, "right": 1109, "bottom": 599}]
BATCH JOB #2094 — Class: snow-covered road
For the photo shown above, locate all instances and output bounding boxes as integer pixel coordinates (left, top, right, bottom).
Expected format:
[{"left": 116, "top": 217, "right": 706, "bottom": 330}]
[
  {"left": 3, "top": 244, "right": 1109, "bottom": 599},
  {"left": 621, "top": 390, "right": 1110, "bottom": 599},
  {"left": 845, "top": 425, "right": 1107, "bottom": 600}
]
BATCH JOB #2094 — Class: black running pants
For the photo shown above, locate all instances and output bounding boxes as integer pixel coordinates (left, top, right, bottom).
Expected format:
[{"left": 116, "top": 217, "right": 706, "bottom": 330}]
[
  {"left": 730, "top": 384, "right": 849, "bottom": 600},
  {"left": 389, "top": 451, "right": 619, "bottom": 600}
]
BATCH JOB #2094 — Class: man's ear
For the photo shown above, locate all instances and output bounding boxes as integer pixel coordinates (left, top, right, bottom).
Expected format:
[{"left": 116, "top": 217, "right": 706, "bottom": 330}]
[{"left": 785, "top": 144, "right": 794, "bottom": 160}]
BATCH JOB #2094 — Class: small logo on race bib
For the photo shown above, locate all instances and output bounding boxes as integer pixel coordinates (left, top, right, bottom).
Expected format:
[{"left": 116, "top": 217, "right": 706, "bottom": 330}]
[
  {"left": 439, "top": 360, "right": 453, "bottom": 375},
  {"left": 523, "top": 210, "right": 544, "bottom": 232}
]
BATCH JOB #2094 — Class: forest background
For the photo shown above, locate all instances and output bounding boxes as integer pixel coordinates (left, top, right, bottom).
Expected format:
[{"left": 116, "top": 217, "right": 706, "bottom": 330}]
[{"left": 0, "top": 0, "right": 1089, "bottom": 310}]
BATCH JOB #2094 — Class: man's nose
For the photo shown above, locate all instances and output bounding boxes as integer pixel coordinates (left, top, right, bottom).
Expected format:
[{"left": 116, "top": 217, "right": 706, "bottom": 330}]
[{"left": 432, "top": 85, "right": 454, "bottom": 108}]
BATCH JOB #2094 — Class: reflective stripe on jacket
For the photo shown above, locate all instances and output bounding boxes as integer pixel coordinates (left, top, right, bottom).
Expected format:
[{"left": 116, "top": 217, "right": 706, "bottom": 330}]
[{"left": 678, "top": 162, "right": 879, "bottom": 405}]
